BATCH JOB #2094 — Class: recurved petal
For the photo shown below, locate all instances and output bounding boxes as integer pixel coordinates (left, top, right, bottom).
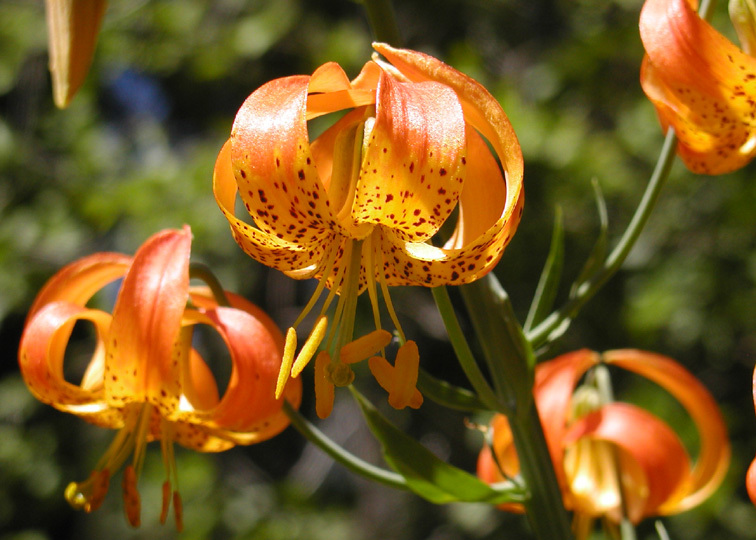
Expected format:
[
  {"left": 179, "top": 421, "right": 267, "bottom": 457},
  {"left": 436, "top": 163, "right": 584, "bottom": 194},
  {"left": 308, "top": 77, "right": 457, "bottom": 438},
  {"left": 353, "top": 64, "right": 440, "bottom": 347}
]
[
  {"left": 640, "top": 0, "right": 756, "bottom": 174},
  {"left": 564, "top": 403, "right": 691, "bottom": 519},
  {"left": 444, "top": 126, "right": 507, "bottom": 250},
  {"left": 533, "top": 350, "right": 600, "bottom": 490},
  {"left": 105, "top": 227, "right": 191, "bottom": 411},
  {"left": 46, "top": 0, "right": 107, "bottom": 108},
  {"left": 374, "top": 43, "right": 523, "bottom": 220},
  {"left": 214, "top": 139, "right": 334, "bottom": 276},
  {"left": 27, "top": 251, "right": 131, "bottom": 321},
  {"left": 231, "top": 75, "right": 336, "bottom": 244},
  {"left": 371, "top": 187, "right": 521, "bottom": 288},
  {"left": 352, "top": 70, "right": 467, "bottom": 242},
  {"left": 602, "top": 349, "right": 730, "bottom": 513},
  {"left": 18, "top": 301, "right": 117, "bottom": 422},
  {"left": 306, "top": 61, "right": 376, "bottom": 120}
]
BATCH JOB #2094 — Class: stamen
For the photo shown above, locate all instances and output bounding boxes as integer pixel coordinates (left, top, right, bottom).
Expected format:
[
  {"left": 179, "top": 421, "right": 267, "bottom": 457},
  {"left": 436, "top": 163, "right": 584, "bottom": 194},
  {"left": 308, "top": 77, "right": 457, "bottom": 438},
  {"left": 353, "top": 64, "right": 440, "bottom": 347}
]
[
  {"left": 65, "top": 469, "right": 110, "bottom": 512},
  {"left": 275, "top": 328, "right": 297, "bottom": 399},
  {"left": 374, "top": 244, "right": 406, "bottom": 343},
  {"left": 314, "top": 351, "right": 335, "bottom": 419},
  {"left": 388, "top": 341, "right": 420, "bottom": 409},
  {"left": 122, "top": 465, "right": 142, "bottom": 527},
  {"left": 364, "top": 233, "right": 384, "bottom": 335},
  {"left": 340, "top": 329, "right": 393, "bottom": 364},
  {"left": 368, "top": 354, "right": 423, "bottom": 409},
  {"left": 173, "top": 491, "right": 184, "bottom": 532},
  {"left": 160, "top": 480, "right": 171, "bottom": 524},
  {"left": 291, "top": 315, "right": 328, "bottom": 377},
  {"left": 292, "top": 242, "right": 340, "bottom": 329}
]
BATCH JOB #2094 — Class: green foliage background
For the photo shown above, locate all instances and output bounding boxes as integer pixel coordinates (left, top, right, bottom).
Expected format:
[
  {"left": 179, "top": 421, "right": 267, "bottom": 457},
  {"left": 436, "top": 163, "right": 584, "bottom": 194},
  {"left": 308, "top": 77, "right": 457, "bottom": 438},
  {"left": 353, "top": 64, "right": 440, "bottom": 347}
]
[{"left": 1, "top": 0, "right": 754, "bottom": 538}]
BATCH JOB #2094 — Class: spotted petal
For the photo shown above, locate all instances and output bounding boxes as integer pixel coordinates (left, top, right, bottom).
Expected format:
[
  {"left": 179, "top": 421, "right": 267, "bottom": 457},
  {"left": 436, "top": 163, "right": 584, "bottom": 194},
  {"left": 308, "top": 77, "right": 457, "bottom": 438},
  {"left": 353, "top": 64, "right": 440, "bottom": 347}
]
[
  {"left": 603, "top": 349, "right": 730, "bottom": 513},
  {"left": 640, "top": 0, "right": 756, "bottom": 173},
  {"left": 105, "top": 227, "right": 191, "bottom": 414}
]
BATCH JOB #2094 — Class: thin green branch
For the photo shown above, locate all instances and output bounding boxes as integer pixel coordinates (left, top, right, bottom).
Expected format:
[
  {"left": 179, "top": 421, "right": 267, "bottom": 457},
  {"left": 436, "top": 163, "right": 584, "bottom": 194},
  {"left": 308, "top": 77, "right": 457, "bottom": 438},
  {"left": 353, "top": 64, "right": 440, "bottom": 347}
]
[
  {"left": 526, "top": 129, "right": 678, "bottom": 348},
  {"left": 283, "top": 402, "right": 408, "bottom": 490},
  {"left": 361, "top": 0, "right": 402, "bottom": 46},
  {"left": 431, "top": 286, "right": 506, "bottom": 413}
]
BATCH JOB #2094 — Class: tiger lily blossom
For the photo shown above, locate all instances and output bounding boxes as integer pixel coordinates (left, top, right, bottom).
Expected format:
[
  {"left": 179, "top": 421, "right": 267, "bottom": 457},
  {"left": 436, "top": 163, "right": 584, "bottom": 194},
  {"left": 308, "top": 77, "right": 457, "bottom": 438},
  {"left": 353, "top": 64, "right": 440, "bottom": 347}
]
[
  {"left": 477, "top": 349, "right": 730, "bottom": 539},
  {"left": 640, "top": 0, "right": 756, "bottom": 174},
  {"left": 213, "top": 43, "right": 524, "bottom": 418},
  {"left": 18, "top": 226, "right": 301, "bottom": 529},
  {"left": 45, "top": 0, "right": 107, "bottom": 108}
]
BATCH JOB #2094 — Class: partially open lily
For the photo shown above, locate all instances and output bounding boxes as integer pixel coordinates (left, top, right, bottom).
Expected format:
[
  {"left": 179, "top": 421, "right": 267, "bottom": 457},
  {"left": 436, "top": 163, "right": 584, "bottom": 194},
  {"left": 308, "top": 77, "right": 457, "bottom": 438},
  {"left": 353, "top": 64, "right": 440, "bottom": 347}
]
[
  {"left": 18, "top": 226, "right": 301, "bottom": 529},
  {"left": 640, "top": 0, "right": 756, "bottom": 174},
  {"left": 213, "top": 43, "right": 524, "bottom": 418},
  {"left": 477, "top": 349, "right": 730, "bottom": 539},
  {"left": 45, "top": 0, "right": 107, "bottom": 108}
]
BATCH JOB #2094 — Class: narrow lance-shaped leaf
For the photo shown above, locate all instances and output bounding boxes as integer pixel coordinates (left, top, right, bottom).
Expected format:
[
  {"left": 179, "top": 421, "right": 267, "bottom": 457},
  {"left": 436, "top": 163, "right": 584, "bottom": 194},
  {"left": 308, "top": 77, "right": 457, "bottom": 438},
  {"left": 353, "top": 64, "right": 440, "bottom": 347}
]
[
  {"left": 524, "top": 206, "right": 564, "bottom": 333},
  {"left": 352, "top": 389, "right": 526, "bottom": 505},
  {"left": 570, "top": 178, "right": 609, "bottom": 300}
]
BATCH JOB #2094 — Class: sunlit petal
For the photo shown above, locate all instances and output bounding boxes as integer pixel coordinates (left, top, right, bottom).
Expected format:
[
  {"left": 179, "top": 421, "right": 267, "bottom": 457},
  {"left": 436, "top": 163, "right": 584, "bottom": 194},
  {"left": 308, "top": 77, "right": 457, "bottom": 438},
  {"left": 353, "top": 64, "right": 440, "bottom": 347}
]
[
  {"left": 106, "top": 227, "right": 191, "bottom": 412},
  {"left": 602, "top": 349, "right": 730, "bottom": 513},
  {"left": 640, "top": 0, "right": 756, "bottom": 173}
]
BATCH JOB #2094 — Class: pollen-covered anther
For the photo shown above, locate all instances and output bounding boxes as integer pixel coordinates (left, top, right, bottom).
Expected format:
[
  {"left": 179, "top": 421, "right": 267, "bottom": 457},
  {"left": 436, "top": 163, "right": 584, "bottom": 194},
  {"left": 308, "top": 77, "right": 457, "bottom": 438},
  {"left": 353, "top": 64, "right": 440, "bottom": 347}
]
[
  {"left": 160, "top": 480, "right": 171, "bottom": 524},
  {"left": 275, "top": 327, "right": 298, "bottom": 399},
  {"left": 173, "top": 491, "right": 184, "bottom": 532},
  {"left": 368, "top": 344, "right": 423, "bottom": 410},
  {"left": 291, "top": 315, "right": 328, "bottom": 377},
  {"left": 340, "top": 329, "right": 393, "bottom": 364},
  {"left": 122, "top": 465, "right": 142, "bottom": 527},
  {"left": 314, "top": 351, "right": 335, "bottom": 419},
  {"left": 64, "top": 469, "right": 110, "bottom": 513}
]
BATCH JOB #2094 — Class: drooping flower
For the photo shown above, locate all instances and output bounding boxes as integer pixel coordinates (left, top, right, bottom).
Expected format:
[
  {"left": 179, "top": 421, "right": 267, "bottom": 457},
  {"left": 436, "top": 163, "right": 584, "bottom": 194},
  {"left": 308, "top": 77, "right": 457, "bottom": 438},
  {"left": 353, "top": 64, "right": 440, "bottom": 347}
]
[
  {"left": 213, "top": 43, "right": 524, "bottom": 418},
  {"left": 746, "top": 364, "right": 756, "bottom": 506},
  {"left": 18, "top": 226, "right": 301, "bottom": 529},
  {"left": 477, "top": 349, "right": 730, "bottom": 539},
  {"left": 45, "top": 0, "right": 107, "bottom": 108},
  {"left": 640, "top": 0, "right": 756, "bottom": 174}
]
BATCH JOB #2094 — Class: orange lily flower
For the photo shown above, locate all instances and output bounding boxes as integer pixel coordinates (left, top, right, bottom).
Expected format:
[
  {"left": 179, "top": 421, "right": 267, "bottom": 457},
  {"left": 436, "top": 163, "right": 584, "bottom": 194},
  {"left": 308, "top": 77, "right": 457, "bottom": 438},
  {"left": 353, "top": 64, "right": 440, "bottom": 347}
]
[
  {"left": 45, "top": 0, "right": 107, "bottom": 108},
  {"left": 18, "top": 226, "right": 301, "bottom": 529},
  {"left": 746, "top": 364, "right": 756, "bottom": 506},
  {"left": 213, "top": 43, "right": 524, "bottom": 418},
  {"left": 640, "top": 0, "right": 756, "bottom": 174},
  {"left": 477, "top": 349, "right": 730, "bottom": 539}
]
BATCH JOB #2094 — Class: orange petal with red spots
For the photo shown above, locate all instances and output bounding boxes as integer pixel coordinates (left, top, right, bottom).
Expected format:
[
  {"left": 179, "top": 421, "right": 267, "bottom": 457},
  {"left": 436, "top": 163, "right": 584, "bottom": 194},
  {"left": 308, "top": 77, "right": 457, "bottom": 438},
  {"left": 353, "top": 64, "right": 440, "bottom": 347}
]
[
  {"left": 105, "top": 227, "right": 191, "bottom": 411},
  {"left": 640, "top": 0, "right": 756, "bottom": 174},
  {"left": 352, "top": 70, "right": 466, "bottom": 242},
  {"left": 231, "top": 75, "right": 336, "bottom": 245},
  {"left": 19, "top": 301, "right": 114, "bottom": 420},
  {"left": 213, "top": 139, "right": 333, "bottom": 276}
]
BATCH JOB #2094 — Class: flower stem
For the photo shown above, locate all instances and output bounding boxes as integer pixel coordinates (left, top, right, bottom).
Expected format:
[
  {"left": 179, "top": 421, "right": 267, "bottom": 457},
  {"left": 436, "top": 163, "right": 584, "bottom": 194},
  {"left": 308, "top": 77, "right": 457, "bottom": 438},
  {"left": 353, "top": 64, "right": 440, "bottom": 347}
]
[
  {"left": 526, "top": 129, "right": 678, "bottom": 349},
  {"left": 362, "top": 0, "right": 402, "bottom": 46},
  {"left": 282, "top": 401, "right": 409, "bottom": 490}
]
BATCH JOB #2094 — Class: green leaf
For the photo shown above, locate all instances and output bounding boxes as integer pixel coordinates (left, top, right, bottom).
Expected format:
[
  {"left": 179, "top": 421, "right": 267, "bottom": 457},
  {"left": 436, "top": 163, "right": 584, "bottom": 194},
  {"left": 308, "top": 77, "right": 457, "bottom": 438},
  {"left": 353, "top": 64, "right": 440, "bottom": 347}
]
[
  {"left": 524, "top": 206, "right": 564, "bottom": 333},
  {"left": 570, "top": 178, "right": 609, "bottom": 299},
  {"left": 352, "top": 389, "right": 527, "bottom": 505},
  {"left": 416, "top": 367, "right": 487, "bottom": 412}
]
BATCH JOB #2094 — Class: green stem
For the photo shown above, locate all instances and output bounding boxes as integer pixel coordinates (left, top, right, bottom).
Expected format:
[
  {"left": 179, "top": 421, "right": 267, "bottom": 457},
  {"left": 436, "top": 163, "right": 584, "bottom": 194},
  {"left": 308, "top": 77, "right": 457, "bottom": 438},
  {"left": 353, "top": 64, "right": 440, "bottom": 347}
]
[
  {"left": 283, "top": 401, "right": 408, "bottom": 490},
  {"left": 431, "top": 286, "right": 505, "bottom": 412},
  {"left": 526, "top": 129, "right": 678, "bottom": 348},
  {"left": 189, "top": 262, "right": 230, "bottom": 307},
  {"left": 509, "top": 402, "right": 574, "bottom": 540},
  {"left": 362, "top": 0, "right": 402, "bottom": 45}
]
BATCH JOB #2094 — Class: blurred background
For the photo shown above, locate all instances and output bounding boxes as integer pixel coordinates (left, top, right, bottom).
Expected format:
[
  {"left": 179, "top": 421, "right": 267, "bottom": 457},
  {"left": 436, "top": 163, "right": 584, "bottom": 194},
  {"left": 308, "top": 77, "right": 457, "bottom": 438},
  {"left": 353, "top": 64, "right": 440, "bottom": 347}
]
[{"left": 1, "top": 0, "right": 755, "bottom": 538}]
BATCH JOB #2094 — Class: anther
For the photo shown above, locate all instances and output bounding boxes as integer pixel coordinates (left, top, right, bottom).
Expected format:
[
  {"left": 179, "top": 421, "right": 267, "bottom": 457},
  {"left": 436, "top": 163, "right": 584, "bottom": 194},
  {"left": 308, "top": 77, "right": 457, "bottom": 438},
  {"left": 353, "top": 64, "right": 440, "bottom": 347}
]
[
  {"left": 275, "top": 328, "right": 297, "bottom": 399},
  {"left": 314, "top": 351, "right": 335, "bottom": 419},
  {"left": 340, "top": 329, "right": 393, "bottom": 364},
  {"left": 291, "top": 315, "right": 328, "bottom": 377},
  {"left": 122, "top": 465, "right": 141, "bottom": 527}
]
